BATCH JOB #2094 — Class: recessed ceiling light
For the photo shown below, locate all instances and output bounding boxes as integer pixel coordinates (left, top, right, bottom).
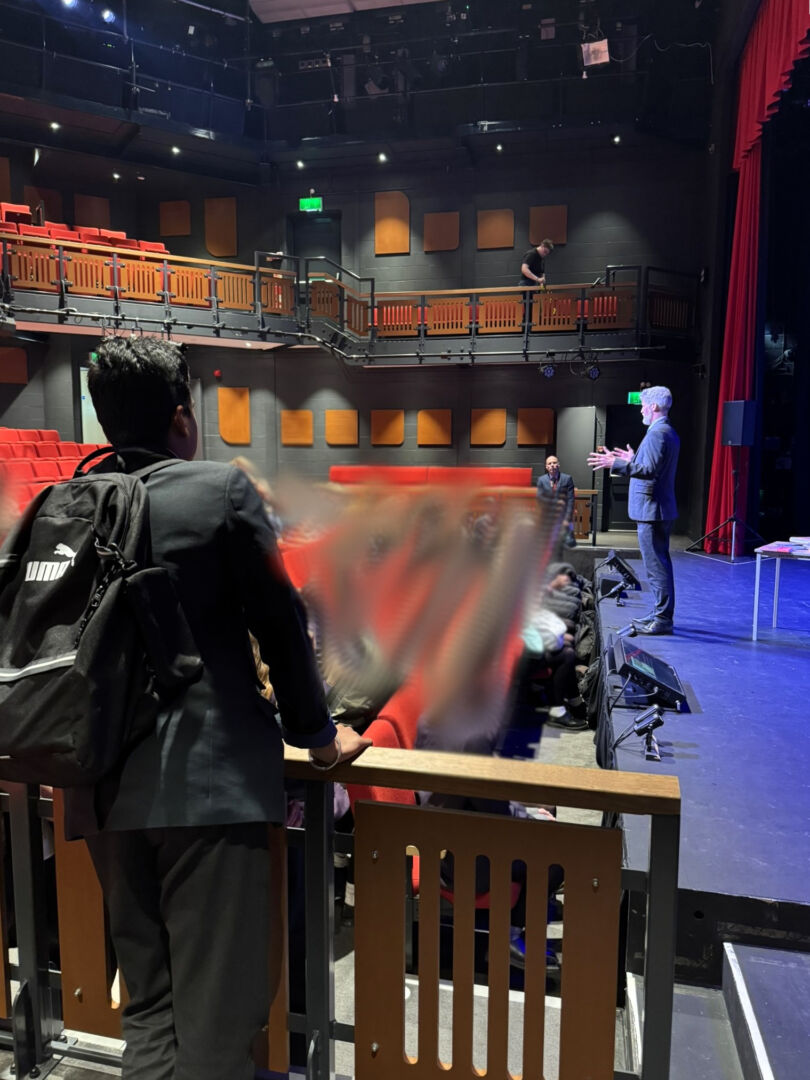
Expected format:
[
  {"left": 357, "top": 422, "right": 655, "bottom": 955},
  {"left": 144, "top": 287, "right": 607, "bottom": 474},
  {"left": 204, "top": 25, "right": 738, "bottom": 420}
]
[
  {"left": 613, "top": 134, "right": 621, "bottom": 145},
  {"left": 496, "top": 143, "right": 503, "bottom": 152},
  {"left": 378, "top": 152, "right": 388, "bottom": 163},
  {"left": 136, "top": 174, "right": 146, "bottom": 181},
  {"left": 296, "top": 159, "right": 305, "bottom": 169},
  {"left": 101, "top": 8, "right": 116, "bottom": 23},
  {"left": 61, "top": 0, "right": 78, "bottom": 8},
  {"left": 171, "top": 146, "right": 181, "bottom": 155},
  {"left": 112, "top": 172, "right": 121, "bottom": 181},
  {"left": 50, "top": 122, "right": 60, "bottom": 131}
]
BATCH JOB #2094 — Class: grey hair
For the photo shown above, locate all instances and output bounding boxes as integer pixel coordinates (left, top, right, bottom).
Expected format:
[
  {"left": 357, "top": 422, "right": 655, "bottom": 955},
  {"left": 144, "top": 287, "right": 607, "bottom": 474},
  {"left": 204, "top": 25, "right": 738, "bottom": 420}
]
[{"left": 641, "top": 385, "right": 672, "bottom": 411}]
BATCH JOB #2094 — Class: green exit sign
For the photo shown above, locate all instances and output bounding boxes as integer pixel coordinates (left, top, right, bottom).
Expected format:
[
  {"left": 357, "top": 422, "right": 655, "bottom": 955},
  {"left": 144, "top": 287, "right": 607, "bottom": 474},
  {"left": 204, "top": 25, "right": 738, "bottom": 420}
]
[
  {"left": 299, "top": 196, "right": 323, "bottom": 212},
  {"left": 627, "top": 392, "right": 642, "bottom": 405}
]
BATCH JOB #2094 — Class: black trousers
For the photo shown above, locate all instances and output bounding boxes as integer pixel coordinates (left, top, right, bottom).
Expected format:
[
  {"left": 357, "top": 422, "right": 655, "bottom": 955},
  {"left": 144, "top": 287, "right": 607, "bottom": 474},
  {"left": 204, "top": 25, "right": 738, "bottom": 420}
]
[{"left": 87, "top": 823, "right": 271, "bottom": 1080}]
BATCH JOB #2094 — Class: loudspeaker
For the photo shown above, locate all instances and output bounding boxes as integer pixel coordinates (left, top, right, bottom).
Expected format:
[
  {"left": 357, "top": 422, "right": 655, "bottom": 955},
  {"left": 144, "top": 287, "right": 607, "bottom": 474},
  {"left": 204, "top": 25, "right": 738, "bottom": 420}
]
[{"left": 721, "top": 401, "right": 756, "bottom": 447}]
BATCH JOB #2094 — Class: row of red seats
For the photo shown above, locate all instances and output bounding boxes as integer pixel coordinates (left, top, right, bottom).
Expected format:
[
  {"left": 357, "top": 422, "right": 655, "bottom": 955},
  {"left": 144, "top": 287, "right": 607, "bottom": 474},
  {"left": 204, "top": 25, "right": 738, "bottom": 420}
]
[
  {"left": 0, "top": 427, "right": 60, "bottom": 441},
  {"left": 0, "top": 442, "right": 102, "bottom": 459},
  {"left": 0, "top": 203, "right": 168, "bottom": 254},
  {"left": 6, "top": 458, "right": 87, "bottom": 483}
]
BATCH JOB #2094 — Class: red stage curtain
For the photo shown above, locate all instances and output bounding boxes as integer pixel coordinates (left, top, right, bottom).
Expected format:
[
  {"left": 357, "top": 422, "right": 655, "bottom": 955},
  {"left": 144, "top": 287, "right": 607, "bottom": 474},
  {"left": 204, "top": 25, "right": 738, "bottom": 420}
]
[{"left": 704, "top": 0, "right": 810, "bottom": 553}]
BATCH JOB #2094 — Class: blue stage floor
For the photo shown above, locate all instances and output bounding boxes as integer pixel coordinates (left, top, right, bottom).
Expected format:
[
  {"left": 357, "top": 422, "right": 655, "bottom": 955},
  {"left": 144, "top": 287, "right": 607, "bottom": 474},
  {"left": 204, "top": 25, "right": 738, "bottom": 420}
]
[{"left": 602, "top": 551, "right": 810, "bottom": 907}]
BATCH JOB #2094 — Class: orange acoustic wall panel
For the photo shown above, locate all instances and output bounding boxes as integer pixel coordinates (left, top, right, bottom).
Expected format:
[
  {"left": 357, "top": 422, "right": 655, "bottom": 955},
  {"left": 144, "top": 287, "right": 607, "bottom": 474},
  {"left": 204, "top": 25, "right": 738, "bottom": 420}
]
[
  {"left": 25, "top": 186, "right": 63, "bottom": 224},
  {"left": 160, "top": 201, "right": 192, "bottom": 237},
  {"left": 0, "top": 157, "right": 10, "bottom": 203},
  {"left": 517, "top": 408, "right": 555, "bottom": 446},
  {"left": 370, "top": 409, "right": 405, "bottom": 446},
  {"left": 74, "top": 194, "right": 110, "bottom": 229},
  {"left": 374, "top": 191, "right": 410, "bottom": 255},
  {"left": 325, "top": 410, "right": 359, "bottom": 446},
  {"left": 217, "top": 387, "right": 251, "bottom": 445},
  {"left": 205, "top": 197, "right": 238, "bottom": 258},
  {"left": 477, "top": 209, "right": 514, "bottom": 250},
  {"left": 529, "top": 205, "right": 568, "bottom": 246},
  {"left": 280, "top": 410, "right": 314, "bottom": 447},
  {"left": 0, "top": 348, "right": 27, "bottom": 384},
  {"left": 470, "top": 408, "right": 506, "bottom": 447},
  {"left": 423, "top": 211, "right": 460, "bottom": 253},
  {"left": 417, "top": 409, "right": 452, "bottom": 447}
]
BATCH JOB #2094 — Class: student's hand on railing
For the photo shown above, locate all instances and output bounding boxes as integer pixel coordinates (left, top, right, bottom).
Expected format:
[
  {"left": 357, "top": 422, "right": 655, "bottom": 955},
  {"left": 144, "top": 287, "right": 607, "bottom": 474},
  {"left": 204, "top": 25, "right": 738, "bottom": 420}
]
[{"left": 309, "top": 725, "right": 373, "bottom": 770}]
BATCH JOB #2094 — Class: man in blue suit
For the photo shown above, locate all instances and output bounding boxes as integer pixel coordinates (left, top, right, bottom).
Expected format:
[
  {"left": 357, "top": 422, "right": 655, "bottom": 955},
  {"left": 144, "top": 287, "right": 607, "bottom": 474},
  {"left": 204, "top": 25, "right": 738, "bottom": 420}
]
[
  {"left": 587, "top": 387, "right": 680, "bottom": 634},
  {"left": 536, "top": 454, "right": 577, "bottom": 548}
]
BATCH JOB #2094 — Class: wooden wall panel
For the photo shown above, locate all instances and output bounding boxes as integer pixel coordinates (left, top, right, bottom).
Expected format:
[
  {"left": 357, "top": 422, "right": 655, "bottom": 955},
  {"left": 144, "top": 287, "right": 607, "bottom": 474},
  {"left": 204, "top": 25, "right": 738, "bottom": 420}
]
[
  {"left": 477, "top": 209, "right": 514, "bottom": 250},
  {"left": 205, "top": 196, "right": 238, "bottom": 258},
  {"left": 417, "top": 409, "right": 452, "bottom": 447},
  {"left": 0, "top": 157, "right": 10, "bottom": 203},
  {"left": 24, "top": 186, "right": 63, "bottom": 224},
  {"left": 217, "top": 386, "right": 251, "bottom": 445},
  {"left": 325, "top": 409, "right": 359, "bottom": 446},
  {"left": 0, "top": 349, "right": 27, "bottom": 385},
  {"left": 470, "top": 408, "right": 506, "bottom": 447},
  {"left": 159, "top": 200, "right": 192, "bottom": 237},
  {"left": 374, "top": 191, "right": 410, "bottom": 255},
  {"left": 517, "top": 408, "right": 555, "bottom": 446},
  {"left": 370, "top": 409, "right": 404, "bottom": 446},
  {"left": 280, "top": 410, "right": 314, "bottom": 447},
  {"left": 423, "top": 211, "right": 459, "bottom": 253},
  {"left": 529, "top": 204, "right": 568, "bottom": 246},
  {"left": 73, "top": 194, "right": 110, "bottom": 230}
]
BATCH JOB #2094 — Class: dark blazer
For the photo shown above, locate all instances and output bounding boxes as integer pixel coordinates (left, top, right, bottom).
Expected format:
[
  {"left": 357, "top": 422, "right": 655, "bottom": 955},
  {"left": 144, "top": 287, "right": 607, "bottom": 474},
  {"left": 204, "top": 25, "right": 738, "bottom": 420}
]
[
  {"left": 536, "top": 471, "right": 576, "bottom": 521},
  {"left": 611, "top": 418, "right": 679, "bottom": 522},
  {"left": 65, "top": 456, "right": 334, "bottom": 837}
]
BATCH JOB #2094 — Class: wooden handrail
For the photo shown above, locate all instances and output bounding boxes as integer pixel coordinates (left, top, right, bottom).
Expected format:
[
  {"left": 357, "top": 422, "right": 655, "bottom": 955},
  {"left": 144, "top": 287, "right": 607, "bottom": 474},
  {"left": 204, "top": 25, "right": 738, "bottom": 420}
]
[
  {"left": 375, "top": 283, "right": 636, "bottom": 299},
  {"left": 284, "top": 745, "right": 681, "bottom": 816}
]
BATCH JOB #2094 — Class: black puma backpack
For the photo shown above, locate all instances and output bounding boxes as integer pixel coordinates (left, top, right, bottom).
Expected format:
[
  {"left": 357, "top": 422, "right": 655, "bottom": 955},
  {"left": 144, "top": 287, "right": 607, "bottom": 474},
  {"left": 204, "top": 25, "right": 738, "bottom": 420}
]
[{"left": 0, "top": 451, "right": 203, "bottom": 786}]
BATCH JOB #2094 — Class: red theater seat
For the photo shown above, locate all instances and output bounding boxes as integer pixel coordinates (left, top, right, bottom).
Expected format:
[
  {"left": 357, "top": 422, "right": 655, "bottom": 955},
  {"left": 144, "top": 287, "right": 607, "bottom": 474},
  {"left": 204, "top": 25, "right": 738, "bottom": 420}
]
[
  {"left": 7, "top": 460, "right": 34, "bottom": 482},
  {"left": 18, "top": 225, "right": 50, "bottom": 239},
  {"left": 57, "top": 442, "right": 80, "bottom": 457},
  {"left": 57, "top": 459, "right": 79, "bottom": 478},
  {"left": 38, "top": 430, "right": 60, "bottom": 442},
  {"left": 11, "top": 442, "right": 38, "bottom": 458},
  {"left": 0, "top": 203, "right": 32, "bottom": 225},
  {"left": 0, "top": 445, "right": 13, "bottom": 459},
  {"left": 0, "top": 223, "right": 18, "bottom": 234},
  {"left": 31, "top": 461, "right": 60, "bottom": 481},
  {"left": 138, "top": 241, "right": 169, "bottom": 254},
  {"left": 34, "top": 444, "right": 60, "bottom": 459},
  {"left": 48, "top": 227, "right": 80, "bottom": 242},
  {"left": 0, "top": 429, "right": 21, "bottom": 441},
  {"left": 77, "top": 228, "right": 101, "bottom": 244},
  {"left": 99, "top": 230, "right": 127, "bottom": 242}
]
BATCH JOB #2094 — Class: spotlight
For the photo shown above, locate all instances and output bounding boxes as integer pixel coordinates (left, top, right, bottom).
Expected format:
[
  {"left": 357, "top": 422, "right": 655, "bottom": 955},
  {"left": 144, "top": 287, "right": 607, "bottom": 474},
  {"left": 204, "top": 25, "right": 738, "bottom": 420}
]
[
  {"left": 378, "top": 152, "right": 388, "bottom": 163},
  {"left": 296, "top": 159, "right": 305, "bottom": 169},
  {"left": 136, "top": 174, "right": 146, "bottom": 181},
  {"left": 612, "top": 134, "right": 621, "bottom": 145},
  {"left": 541, "top": 364, "right": 555, "bottom": 379},
  {"left": 112, "top": 172, "right": 121, "bottom": 181},
  {"left": 61, "top": 0, "right": 78, "bottom": 8},
  {"left": 171, "top": 146, "right": 181, "bottom": 155},
  {"left": 101, "top": 8, "right": 115, "bottom": 23},
  {"left": 496, "top": 143, "right": 503, "bottom": 152},
  {"left": 50, "top": 122, "right": 60, "bottom": 131},
  {"left": 586, "top": 363, "right": 601, "bottom": 381}
]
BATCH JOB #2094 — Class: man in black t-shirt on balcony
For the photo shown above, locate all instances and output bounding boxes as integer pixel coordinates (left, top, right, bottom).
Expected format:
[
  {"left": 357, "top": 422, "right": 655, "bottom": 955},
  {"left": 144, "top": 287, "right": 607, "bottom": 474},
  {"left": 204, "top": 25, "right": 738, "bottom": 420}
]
[{"left": 519, "top": 239, "right": 554, "bottom": 286}]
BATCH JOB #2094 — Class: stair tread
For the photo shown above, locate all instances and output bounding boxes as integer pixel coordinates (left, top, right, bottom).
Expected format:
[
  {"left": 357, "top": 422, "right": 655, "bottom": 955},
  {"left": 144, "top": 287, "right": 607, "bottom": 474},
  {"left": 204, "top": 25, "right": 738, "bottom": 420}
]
[
  {"left": 730, "top": 944, "right": 810, "bottom": 1078},
  {"left": 669, "top": 985, "right": 744, "bottom": 1080}
]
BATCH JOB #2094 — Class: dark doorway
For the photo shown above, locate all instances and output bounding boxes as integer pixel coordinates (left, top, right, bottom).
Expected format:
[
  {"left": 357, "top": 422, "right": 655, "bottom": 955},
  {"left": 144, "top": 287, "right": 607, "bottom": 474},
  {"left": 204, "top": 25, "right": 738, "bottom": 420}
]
[
  {"left": 603, "top": 404, "right": 643, "bottom": 530},
  {"left": 287, "top": 212, "right": 342, "bottom": 274}
]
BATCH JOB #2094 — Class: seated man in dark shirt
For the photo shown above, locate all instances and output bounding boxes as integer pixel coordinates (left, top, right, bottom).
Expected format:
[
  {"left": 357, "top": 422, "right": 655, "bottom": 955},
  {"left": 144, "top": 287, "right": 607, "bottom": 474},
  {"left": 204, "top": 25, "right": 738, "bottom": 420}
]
[{"left": 520, "top": 239, "right": 554, "bottom": 287}]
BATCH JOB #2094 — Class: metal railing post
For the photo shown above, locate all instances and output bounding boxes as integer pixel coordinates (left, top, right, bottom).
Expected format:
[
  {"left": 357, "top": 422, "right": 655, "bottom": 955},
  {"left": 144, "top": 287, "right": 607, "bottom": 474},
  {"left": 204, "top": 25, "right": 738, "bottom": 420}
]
[
  {"left": 6, "top": 782, "right": 59, "bottom": 1076},
  {"left": 640, "top": 812, "right": 680, "bottom": 1080},
  {"left": 304, "top": 779, "right": 336, "bottom": 1080}
]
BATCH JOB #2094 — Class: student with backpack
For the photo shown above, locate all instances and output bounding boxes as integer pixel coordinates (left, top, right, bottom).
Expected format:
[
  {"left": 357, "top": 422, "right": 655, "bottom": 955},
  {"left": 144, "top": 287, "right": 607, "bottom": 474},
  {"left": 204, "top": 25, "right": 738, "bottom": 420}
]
[{"left": 15, "top": 337, "right": 369, "bottom": 1079}]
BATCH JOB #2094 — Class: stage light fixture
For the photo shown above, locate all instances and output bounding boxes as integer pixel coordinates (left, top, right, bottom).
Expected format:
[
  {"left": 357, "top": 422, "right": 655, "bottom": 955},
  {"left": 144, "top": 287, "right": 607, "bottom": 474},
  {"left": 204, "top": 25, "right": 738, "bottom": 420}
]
[
  {"left": 296, "top": 160, "right": 305, "bottom": 169},
  {"left": 112, "top": 172, "right": 121, "bottom": 181},
  {"left": 61, "top": 0, "right": 78, "bottom": 8},
  {"left": 613, "top": 134, "right": 621, "bottom": 145},
  {"left": 496, "top": 143, "right": 503, "bottom": 152},
  {"left": 101, "top": 8, "right": 115, "bottom": 23},
  {"left": 171, "top": 146, "right": 181, "bottom": 155},
  {"left": 50, "top": 122, "right": 60, "bottom": 131},
  {"left": 541, "top": 364, "right": 555, "bottom": 379},
  {"left": 587, "top": 362, "right": 601, "bottom": 380},
  {"left": 378, "top": 152, "right": 388, "bottom": 163}
]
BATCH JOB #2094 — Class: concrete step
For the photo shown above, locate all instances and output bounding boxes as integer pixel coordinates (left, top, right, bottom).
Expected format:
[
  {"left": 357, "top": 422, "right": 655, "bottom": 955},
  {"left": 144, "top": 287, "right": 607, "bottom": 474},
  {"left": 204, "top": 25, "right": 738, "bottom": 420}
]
[{"left": 722, "top": 942, "right": 810, "bottom": 1080}]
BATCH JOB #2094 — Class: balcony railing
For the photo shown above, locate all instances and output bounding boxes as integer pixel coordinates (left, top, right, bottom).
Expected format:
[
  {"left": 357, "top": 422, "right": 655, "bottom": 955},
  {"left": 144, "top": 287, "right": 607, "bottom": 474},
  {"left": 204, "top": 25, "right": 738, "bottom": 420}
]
[{"left": 0, "top": 234, "right": 698, "bottom": 358}]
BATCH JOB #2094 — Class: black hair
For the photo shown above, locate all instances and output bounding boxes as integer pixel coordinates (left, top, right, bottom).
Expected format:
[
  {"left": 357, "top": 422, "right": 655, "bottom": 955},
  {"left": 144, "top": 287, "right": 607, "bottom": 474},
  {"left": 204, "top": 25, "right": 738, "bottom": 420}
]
[{"left": 87, "top": 336, "right": 191, "bottom": 448}]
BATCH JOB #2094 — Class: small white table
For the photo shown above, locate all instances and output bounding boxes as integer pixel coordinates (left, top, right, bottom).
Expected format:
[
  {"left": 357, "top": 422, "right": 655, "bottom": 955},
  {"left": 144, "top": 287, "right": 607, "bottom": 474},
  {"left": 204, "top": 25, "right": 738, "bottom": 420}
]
[{"left": 752, "top": 545, "right": 810, "bottom": 641}]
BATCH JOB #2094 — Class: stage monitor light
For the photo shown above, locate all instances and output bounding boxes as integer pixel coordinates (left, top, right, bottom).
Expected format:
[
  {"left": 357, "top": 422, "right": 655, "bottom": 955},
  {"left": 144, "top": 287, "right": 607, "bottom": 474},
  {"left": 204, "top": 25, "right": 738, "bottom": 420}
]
[
  {"left": 613, "top": 637, "right": 686, "bottom": 709},
  {"left": 581, "top": 39, "right": 610, "bottom": 68},
  {"left": 604, "top": 549, "right": 641, "bottom": 590}
]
